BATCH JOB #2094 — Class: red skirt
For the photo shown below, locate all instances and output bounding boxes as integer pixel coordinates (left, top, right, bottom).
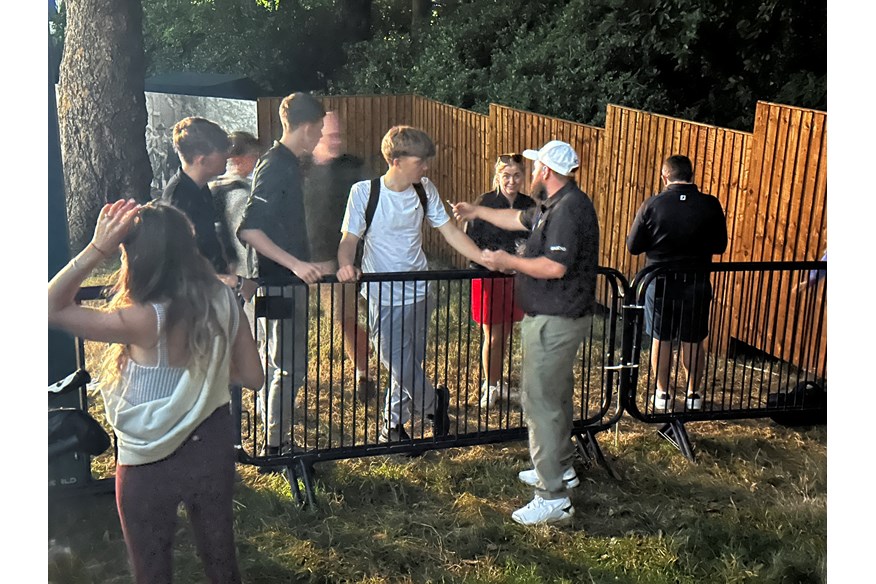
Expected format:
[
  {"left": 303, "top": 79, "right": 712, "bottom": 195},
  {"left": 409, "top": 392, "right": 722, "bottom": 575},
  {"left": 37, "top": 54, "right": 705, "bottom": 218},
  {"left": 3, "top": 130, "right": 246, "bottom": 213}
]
[{"left": 470, "top": 277, "right": 524, "bottom": 325}]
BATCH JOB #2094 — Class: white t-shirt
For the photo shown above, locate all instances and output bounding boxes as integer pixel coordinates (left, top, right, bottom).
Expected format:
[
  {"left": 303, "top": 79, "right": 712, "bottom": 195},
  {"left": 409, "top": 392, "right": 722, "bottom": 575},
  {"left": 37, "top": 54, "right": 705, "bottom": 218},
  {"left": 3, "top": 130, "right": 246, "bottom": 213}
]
[{"left": 341, "top": 176, "right": 450, "bottom": 305}]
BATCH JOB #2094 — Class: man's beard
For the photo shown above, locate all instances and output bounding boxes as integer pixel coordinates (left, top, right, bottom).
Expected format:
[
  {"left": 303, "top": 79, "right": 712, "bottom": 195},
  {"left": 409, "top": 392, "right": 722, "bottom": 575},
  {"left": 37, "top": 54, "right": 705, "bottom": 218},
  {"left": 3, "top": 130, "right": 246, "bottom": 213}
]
[{"left": 530, "top": 178, "right": 548, "bottom": 203}]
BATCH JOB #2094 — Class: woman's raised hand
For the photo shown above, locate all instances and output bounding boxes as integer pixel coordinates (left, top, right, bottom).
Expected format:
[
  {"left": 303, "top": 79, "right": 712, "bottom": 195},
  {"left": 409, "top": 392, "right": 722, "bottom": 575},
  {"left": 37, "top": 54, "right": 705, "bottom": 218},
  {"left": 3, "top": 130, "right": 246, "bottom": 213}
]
[{"left": 91, "top": 198, "right": 141, "bottom": 255}]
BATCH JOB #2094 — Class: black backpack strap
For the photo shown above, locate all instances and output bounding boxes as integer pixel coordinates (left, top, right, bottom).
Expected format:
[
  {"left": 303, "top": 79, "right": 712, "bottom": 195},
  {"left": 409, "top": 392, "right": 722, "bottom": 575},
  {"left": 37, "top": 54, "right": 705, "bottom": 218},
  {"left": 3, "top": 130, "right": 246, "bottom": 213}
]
[
  {"left": 412, "top": 182, "right": 428, "bottom": 220},
  {"left": 362, "top": 177, "right": 381, "bottom": 240},
  {"left": 362, "top": 179, "right": 427, "bottom": 240}
]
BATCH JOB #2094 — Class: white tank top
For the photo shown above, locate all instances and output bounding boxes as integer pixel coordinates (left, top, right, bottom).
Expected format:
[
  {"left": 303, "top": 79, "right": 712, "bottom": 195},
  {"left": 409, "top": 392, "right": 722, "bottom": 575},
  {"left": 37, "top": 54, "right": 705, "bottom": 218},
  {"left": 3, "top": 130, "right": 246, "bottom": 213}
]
[{"left": 119, "top": 302, "right": 186, "bottom": 406}]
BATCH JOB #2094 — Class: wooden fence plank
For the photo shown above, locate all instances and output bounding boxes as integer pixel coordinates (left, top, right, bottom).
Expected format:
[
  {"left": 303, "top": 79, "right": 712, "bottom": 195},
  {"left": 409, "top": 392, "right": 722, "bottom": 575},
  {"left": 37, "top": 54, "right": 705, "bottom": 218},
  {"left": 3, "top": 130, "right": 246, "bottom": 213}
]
[{"left": 256, "top": 94, "right": 826, "bottom": 370}]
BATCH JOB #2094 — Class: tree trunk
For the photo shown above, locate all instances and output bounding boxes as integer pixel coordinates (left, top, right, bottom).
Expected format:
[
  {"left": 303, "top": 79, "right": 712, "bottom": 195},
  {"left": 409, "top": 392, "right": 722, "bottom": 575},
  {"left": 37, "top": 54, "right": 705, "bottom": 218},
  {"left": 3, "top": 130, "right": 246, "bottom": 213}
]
[{"left": 57, "top": 0, "right": 152, "bottom": 254}]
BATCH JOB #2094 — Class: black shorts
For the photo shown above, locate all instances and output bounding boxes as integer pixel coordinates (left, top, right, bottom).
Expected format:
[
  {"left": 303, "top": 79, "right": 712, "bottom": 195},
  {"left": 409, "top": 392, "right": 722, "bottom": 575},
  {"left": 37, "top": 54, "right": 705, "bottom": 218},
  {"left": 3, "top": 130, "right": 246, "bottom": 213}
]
[{"left": 644, "top": 273, "right": 712, "bottom": 343}]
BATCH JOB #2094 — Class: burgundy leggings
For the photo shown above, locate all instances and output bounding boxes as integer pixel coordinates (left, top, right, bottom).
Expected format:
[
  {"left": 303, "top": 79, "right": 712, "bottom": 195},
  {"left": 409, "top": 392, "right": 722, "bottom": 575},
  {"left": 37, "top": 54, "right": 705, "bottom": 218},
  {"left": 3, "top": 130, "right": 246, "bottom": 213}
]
[{"left": 115, "top": 406, "right": 241, "bottom": 584}]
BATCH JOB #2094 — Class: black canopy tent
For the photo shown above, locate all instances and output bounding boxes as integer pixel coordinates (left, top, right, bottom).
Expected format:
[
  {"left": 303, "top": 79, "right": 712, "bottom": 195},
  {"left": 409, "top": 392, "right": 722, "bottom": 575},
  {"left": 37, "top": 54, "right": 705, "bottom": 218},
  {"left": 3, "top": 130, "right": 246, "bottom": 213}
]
[{"left": 145, "top": 72, "right": 265, "bottom": 100}]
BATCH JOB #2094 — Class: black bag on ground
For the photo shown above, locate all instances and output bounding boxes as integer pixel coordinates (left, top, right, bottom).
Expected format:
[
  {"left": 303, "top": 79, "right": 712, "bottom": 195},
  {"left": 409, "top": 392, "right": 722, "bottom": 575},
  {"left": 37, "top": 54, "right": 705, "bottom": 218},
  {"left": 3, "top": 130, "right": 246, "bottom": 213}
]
[
  {"left": 767, "top": 380, "right": 827, "bottom": 427},
  {"left": 48, "top": 408, "right": 111, "bottom": 459}
]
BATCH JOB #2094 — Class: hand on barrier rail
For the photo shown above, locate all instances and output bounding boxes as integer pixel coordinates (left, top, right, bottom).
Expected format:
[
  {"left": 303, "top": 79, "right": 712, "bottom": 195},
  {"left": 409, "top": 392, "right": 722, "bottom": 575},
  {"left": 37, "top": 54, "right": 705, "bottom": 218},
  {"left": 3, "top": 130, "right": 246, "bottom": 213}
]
[
  {"left": 290, "top": 259, "right": 323, "bottom": 284},
  {"left": 336, "top": 264, "right": 361, "bottom": 283}
]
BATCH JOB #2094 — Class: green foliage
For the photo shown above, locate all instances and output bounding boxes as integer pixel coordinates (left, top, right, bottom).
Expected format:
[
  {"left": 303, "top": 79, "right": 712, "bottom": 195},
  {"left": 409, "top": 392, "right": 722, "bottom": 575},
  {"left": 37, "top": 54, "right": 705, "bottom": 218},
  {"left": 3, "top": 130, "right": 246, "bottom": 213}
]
[
  {"left": 334, "top": 0, "right": 826, "bottom": 129},
  {"left": 58, "top": 1, "right": 824, "bottom": 128},
  {"left": 142, "top": 0, "right": 351, "bottom": 94}
]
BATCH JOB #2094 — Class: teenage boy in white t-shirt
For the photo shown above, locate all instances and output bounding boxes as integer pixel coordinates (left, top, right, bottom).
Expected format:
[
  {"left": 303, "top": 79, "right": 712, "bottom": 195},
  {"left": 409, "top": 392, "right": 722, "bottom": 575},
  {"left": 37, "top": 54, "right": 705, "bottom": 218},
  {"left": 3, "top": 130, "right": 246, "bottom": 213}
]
[{"left": 336, "top": 126, "right": 484, "bottom": 443}]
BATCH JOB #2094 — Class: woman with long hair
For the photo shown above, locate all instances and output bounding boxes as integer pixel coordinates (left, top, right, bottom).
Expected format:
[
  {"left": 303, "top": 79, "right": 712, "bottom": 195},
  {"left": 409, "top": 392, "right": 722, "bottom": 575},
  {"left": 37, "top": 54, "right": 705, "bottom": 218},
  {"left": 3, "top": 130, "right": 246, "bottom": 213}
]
[
  {"left": 464, "top": 153, "right": 536, "bottom": 407},
  {"left": 48, "top": 199, "right": 264, "bottom": 583}
]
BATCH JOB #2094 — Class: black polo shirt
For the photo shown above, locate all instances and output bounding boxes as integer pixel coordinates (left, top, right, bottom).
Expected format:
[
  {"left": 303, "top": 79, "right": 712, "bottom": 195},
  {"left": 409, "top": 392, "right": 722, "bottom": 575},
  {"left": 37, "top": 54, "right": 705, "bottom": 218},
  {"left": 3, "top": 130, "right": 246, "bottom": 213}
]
[
  {"left": 516, "top": 181, "right": 599, "bottom": 318},
  {"left": 238, "top": 141, "right": 311, "bottom": 281},
  {"left": 161, "top": 169, "right": 229, "bottom": 273},
  {"left": 465, "top": 190, "right": 536, "bottom": 268},
  {"left": 626, "top": 183, "right": 727, "bottom": 267}
]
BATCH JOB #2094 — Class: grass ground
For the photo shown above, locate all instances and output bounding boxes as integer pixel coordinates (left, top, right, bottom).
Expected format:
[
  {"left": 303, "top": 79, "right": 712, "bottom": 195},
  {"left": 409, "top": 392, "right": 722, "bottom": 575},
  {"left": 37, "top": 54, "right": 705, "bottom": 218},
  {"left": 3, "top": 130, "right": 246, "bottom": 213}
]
[
  {"left": 48, "top": 417, "right": 826, "bottom": 583},
  {"left": 52, "top": 266, "right": 826, "bottom": 583}
]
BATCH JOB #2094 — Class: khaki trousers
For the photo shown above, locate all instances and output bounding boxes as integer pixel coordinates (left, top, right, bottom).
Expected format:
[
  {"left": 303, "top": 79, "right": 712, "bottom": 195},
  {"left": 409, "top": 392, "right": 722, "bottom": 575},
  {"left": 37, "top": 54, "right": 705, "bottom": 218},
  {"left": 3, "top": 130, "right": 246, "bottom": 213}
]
[{"left": 520, "top": 313, "right": 591, "bottom": 499}]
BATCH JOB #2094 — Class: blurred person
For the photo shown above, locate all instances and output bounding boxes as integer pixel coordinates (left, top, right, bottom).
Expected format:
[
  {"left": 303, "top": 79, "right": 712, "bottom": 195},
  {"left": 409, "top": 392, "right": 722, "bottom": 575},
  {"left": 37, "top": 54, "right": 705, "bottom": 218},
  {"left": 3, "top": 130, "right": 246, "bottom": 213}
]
[
  {"left": 210, "top": 131, "right": 263, "bottom": 277},
  {"left": 303, "top": 111, "right": 375, "bottom": 402},
  {"left": 463, "top": 152, "right": 536, "bottom": 407},
  {"left": 48, "top": 199, "right": 263, "bottom": 583},
  {"left": 452, "top": 140, "right": 599, "bottom": 526}
]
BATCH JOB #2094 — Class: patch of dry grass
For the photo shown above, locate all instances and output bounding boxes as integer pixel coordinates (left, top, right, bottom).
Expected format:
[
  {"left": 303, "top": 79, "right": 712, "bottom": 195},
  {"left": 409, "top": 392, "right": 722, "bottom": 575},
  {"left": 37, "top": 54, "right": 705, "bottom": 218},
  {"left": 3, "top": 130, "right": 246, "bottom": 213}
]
[
  {"left": 50, "top": 418, "right": 826, "bottom": 583},
  {"left": 51, "top": 273, "right": 826, "bottom": 583}
]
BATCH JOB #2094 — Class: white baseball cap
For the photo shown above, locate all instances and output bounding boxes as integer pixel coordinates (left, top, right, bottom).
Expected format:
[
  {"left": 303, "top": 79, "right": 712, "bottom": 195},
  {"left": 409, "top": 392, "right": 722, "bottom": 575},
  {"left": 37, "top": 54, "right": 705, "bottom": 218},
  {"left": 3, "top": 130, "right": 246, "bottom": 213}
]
[{"left": 522, "top": 140, "right": 579, "bottom": 176}]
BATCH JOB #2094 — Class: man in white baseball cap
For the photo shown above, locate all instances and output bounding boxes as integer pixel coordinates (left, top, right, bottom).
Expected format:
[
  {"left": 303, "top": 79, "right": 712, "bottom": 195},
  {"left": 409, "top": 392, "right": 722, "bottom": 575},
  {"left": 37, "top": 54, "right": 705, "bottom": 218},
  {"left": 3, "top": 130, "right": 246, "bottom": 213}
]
[
  {"left": 451, "top": 140, "right": 599, "bottom": 526},
  {"left": 522, "top": 139, "right": 580, "bottom": 179}
]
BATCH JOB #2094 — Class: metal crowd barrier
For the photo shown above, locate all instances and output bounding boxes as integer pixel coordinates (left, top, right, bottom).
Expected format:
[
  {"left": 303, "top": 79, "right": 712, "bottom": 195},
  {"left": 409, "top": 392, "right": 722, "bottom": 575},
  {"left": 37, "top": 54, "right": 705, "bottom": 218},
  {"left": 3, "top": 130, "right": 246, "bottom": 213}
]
[
  {"left": 619, "top": 261, "right": 827, "bottom": 461},
  {"left": 239, "top": 268, "right": 628, "bottom": 505},
  {"left": 55, "top": 261, "right": 825, "bottom": 503}
]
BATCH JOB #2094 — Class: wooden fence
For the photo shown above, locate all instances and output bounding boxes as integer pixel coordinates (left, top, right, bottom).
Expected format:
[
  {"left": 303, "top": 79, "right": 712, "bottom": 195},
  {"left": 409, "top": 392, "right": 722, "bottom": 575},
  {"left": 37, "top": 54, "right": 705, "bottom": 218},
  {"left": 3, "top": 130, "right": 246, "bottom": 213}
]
[
  {"left": 412, "top": 97, "right": 490, "bottom": 268},
  {"left": 255, "top": 94, "right": 826, "bottom": 371}
]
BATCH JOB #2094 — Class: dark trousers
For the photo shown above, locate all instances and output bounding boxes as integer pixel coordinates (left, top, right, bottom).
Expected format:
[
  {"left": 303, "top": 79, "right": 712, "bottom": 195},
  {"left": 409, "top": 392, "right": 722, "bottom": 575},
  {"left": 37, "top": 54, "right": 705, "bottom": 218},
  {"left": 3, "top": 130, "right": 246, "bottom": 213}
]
[{"left": 115, "top": 406, "right": 241, "bottom": 584}]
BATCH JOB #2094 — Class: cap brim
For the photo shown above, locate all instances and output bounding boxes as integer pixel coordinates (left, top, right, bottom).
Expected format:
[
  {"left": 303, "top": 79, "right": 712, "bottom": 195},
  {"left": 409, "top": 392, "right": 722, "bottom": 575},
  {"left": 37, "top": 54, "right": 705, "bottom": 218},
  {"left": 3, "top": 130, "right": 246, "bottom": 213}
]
[{"left": 522, "top": 149, "right": 539, "bottom": 161}]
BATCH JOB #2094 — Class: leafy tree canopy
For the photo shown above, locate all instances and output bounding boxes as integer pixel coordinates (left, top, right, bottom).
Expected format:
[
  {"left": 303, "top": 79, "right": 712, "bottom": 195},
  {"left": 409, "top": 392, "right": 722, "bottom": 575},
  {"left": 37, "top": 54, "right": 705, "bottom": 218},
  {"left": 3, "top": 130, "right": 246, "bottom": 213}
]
[
  {"left": 333, "top": 0, "right": 826, "bottom": 130},
  {"left": 142, "top": 0, "right": 353, "bottom": 94},
  {"left": 121, "top": 0, "right": 823, "bottom": 129}
]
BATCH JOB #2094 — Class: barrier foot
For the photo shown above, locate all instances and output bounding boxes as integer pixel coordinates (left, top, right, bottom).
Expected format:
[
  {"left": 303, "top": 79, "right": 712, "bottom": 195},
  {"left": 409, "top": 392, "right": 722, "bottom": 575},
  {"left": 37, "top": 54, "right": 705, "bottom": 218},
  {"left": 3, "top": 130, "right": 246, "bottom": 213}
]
[
  {"left": 279, "top": 457, "right": 317, "bottom": 508},
  {"left": 298, "top": 457, "right": 317, "bottom": 509},
  {"left": 574, "top": 430, "right": 620, "bottom": 480},
  {"left": 657, "top": 420, "right": 696, "bottom": 462},
  {"left": 283, "top": 465, "right": 306, "bottom": 507}
]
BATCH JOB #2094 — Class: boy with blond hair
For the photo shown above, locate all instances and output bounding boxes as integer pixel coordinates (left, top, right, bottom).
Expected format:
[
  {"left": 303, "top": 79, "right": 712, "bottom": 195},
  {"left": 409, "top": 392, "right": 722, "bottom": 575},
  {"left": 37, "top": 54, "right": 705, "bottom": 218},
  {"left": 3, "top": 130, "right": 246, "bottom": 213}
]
[{"left": 337, "top": 126, "right": 484, "bottom": 443}]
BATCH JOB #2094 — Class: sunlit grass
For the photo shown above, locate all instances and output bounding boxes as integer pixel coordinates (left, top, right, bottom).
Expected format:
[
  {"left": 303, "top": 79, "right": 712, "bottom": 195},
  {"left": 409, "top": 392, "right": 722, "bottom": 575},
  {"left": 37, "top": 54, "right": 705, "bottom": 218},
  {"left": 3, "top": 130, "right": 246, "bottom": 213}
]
[{"left": 52, "top": 270, "right": 826, "bottom": 583}]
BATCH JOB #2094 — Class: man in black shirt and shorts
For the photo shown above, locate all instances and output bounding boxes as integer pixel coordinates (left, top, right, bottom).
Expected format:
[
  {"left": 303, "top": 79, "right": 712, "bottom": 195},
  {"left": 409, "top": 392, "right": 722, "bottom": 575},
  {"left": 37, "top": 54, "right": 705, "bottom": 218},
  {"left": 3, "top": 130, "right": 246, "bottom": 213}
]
[
  {"left": 452, "top": 140, "right": 599, "bottom": 526},
  {"left": 627, "top": 155, "right": 728, "bottom": 411}
]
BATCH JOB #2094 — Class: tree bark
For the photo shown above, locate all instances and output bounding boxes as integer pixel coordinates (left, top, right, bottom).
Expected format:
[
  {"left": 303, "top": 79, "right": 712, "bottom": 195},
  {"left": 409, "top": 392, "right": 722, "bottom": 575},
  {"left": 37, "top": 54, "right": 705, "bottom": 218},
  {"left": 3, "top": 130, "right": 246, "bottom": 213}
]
[{"left": 57, "top": 0, "right": 152, "bottom": 254}]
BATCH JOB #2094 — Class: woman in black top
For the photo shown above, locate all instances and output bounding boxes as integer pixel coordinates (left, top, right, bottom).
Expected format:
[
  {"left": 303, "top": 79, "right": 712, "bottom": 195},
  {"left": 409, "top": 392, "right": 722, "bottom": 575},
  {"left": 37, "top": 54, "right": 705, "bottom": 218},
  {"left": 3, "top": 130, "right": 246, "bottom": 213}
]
[{"left": 464, "top": 154, "right": 536, "bottom": 407}]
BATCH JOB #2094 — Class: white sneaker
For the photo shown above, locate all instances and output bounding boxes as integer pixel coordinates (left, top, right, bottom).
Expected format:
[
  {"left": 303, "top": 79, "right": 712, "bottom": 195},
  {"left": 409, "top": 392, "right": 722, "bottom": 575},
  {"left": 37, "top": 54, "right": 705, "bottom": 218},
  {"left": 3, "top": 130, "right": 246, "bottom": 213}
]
[
  {"left": 511, "top": 495, "right": 575, "bottom": 526},
  {"left": 685, "top": 393, "right": 703, "bottom": 410},
  {"left": 653, "top": 391, "right": 670, "bottom": 410},
  {"left": 517, "top": 466, "right": 580, "bottom": 489},
  {"left": 480, "top": 384, "right": 500, "bottom": 407}
]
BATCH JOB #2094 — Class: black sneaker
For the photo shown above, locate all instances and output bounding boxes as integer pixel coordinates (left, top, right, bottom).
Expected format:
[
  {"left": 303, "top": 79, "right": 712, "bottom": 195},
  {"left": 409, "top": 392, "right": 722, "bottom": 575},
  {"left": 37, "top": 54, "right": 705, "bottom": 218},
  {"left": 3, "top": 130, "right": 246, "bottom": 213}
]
[
  {"left": 427, "top": 385, "right": 451, "bottom": 437},
  {"left": 356, "top": 376, "right": 377, "bottom": 403},
  {"left": 378, "top": 424, "right": 412, "bottom": 443}
]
